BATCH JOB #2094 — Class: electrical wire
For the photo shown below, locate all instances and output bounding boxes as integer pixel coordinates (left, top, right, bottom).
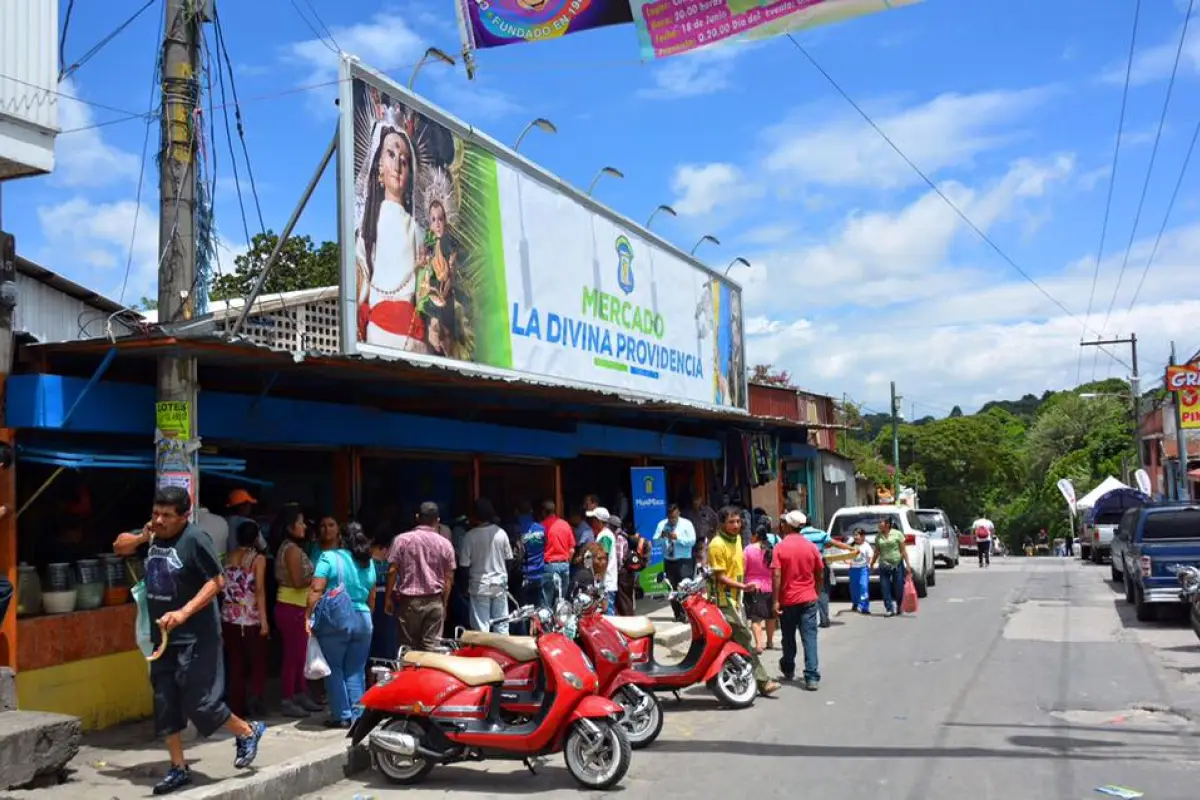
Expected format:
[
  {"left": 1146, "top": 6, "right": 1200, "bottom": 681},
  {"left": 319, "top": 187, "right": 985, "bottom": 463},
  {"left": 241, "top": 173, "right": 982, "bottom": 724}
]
[
  {"left": 1077, "top": 0, "right": 1142, "bottom": 385},
  {"left": 784, "top": 34, "right": 1131, "bottom": 373},
  {"left": 59, "top": 0, "right": 161, "bottom": 82},
  {"left": 288, "top": 0, "right": 340, "bottom": 53},
  {"left": 0, "top": 70, "right": 145, "bottom": 118},
  {"left": 213, "top": 7, "right": 266, "bottom": 232},
  {"left": 59, "top": 0, "right": 76, "bottom": 81},
  {"left": 1096, "top": 0, "right": 1193, "bottom": 380}
]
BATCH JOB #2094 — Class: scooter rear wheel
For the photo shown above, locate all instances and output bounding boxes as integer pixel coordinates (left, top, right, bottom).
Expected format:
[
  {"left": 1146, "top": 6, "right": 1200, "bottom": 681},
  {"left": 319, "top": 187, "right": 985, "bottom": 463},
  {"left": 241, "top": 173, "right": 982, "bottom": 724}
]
[
  {"left": 371, "top": 718, "right": 435, "bottom": 785},
  {"left": 617, "top": 685, "right": 664, "bottom": 749},
  {"left": 563, "top": 719, "right": 631, "bottom": 790},
  {"left": 708, "top": 654, "right": 757, "bottom": 708}
]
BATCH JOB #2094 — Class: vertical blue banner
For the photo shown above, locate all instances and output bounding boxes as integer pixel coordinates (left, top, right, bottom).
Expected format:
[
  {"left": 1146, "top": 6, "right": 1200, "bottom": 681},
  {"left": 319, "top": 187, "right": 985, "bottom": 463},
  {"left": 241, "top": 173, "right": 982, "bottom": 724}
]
[{"left": 631, "top": 467, "right": 668, "bottom": 594}]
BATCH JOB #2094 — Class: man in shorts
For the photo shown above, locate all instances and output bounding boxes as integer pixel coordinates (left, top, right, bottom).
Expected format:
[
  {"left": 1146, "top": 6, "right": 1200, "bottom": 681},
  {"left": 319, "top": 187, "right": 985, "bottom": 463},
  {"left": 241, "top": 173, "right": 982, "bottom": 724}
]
[{"left": 114, "top": 486, "right": 266, "bottom": 795}]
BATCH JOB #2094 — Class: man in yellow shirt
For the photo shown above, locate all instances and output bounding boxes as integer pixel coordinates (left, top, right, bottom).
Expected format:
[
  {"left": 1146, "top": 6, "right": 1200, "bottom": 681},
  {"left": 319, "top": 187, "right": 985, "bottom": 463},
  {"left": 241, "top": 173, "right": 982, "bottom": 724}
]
[{"left": 707, "top": 508, "right": 780, "bottom": 695}]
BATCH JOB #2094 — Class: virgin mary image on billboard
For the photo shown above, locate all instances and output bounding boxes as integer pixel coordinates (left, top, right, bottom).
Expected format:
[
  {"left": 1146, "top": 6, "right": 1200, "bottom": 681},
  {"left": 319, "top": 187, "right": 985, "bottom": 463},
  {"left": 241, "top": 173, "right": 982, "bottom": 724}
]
[{"left": 352, "top": 80, "right": 509, "bottom": 363}]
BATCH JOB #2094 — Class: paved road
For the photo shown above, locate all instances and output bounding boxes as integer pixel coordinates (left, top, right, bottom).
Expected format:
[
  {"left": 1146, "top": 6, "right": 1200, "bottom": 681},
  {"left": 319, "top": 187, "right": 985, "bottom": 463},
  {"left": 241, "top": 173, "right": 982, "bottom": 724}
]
[{"left": 305, "top": 558, "right": 1200, "bottom": 800}]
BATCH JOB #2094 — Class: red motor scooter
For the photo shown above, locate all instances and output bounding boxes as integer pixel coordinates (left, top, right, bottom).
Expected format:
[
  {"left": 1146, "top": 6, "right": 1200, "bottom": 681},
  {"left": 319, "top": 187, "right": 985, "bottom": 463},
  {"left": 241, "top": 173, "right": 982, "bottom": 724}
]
[
  {"left": 350, "top": 605, "right": 632, "bottom": 790},
  {"left": 456, "top": 590, "right": 665, "bottom": 748},
  {"left": 606, "top": 567, "right": 758, "bottom": 708}
]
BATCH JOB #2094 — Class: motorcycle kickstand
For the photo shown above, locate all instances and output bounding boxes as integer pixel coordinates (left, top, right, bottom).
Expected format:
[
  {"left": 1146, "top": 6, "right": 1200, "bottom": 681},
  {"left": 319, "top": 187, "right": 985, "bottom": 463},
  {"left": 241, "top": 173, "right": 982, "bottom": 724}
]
[
  {"left": 672, "top": 690, "right": 682, "bottom": 703},
  {"left": 524, "top": 756, "right": 546, "bottom": 775}
]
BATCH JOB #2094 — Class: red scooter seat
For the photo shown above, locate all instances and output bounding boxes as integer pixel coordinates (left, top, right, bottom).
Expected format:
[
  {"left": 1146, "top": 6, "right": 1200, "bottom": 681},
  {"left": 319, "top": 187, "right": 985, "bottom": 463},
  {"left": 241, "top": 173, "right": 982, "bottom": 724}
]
[
  {"left": 401, "top": 650, "right": 506, "bottom": 686},
  {"left": 459, "top": 631, "right": 540, "bottom": 662},
  {"left": 605, "top": 615, "right": 655, "bottom": 640}
]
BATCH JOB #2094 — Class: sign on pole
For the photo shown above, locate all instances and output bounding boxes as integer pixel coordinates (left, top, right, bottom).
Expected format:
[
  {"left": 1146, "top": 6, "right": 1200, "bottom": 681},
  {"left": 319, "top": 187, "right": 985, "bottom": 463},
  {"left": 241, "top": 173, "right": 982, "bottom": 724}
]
[
  {"left": 1165, "top": 363, "right": 1200, "bottom": 430},
  {"left": 630, "top": 466, "right": 668, "bottom": 595}
]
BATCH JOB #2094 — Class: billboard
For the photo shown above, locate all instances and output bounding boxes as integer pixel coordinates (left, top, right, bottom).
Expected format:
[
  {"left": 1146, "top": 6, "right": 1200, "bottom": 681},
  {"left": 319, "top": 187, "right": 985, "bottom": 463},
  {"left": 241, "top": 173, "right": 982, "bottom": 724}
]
[
  {"left": 631, "top": 0, "right": 924, "bottom": 60},
  {"left": 1166, "top": 363, "right": 1200, "bottom": 430},
  {"left": 458, "top": 0, "right": 634, "bottom": 50},
  {"left": 338, "top": 56, "right": 747, "bottom": 411}
]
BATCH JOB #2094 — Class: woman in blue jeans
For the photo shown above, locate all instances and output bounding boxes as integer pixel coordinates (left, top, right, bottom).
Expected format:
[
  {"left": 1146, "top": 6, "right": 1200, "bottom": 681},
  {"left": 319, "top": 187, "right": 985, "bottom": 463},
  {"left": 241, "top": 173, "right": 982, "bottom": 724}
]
[{"left": 307, "top": 526, "right": 376, "bottom": 728}]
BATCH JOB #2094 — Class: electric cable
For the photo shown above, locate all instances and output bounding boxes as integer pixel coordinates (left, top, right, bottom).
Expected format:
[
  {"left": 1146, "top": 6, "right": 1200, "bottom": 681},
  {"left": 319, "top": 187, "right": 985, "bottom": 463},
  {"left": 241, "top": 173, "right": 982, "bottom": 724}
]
[
  {"left": 288, "top": 0, "right": 340, "bottom": 53},
  {"left": 785, "top": 34, "right": 1132, "bottom": 373},
  {"left": 60, "top": 0, "right": 160, "bottom": 82}
]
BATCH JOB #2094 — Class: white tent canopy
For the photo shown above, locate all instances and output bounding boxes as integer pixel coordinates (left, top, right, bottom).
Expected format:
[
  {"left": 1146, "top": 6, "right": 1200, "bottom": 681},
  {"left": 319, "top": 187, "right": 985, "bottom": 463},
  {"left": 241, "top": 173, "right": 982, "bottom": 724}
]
[{"left": 1074, "top": 476, "right": 1129, "bottom": 511}]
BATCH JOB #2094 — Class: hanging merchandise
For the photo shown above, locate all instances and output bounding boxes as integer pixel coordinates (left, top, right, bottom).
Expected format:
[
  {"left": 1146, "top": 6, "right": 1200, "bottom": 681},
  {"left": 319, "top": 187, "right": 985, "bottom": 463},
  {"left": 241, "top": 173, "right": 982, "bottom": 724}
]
[
  {"left": 457, "top": 0, "right": 634, "bottom": 53},
  {"left": 629, "top": 0, "right": 923, "bottom": 60},
  {"left": 749, "top": 433, "right": 778, "bottom": 487}
]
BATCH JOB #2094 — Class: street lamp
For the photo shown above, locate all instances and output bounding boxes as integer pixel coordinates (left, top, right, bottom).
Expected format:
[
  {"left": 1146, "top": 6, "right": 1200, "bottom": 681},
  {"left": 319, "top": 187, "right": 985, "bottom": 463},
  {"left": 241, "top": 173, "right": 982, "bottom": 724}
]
[
  {"left": 587, "top": 166, "right": 624, "bottom": 196},
  {"left": 515, "top": 118, "right": 557, "bottom": 151},
  {"left": 690, "top": 234, "right": 721, "bottom": 256},
  {"left": 724, "top": 257, "right": 750, "bottom": 276},
  {"left": 408, "top": 47, "right": 455, "bottom": 89},
  {"left": 646, "top": 204, "right": 676, "bottom": 228}
]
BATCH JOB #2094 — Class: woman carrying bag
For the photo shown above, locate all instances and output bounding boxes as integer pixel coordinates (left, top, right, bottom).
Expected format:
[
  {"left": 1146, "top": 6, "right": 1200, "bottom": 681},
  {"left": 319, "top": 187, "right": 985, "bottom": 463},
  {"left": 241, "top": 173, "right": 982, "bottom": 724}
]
[{"left": 306, "top": 525, "right": 376, "bottom": 729}]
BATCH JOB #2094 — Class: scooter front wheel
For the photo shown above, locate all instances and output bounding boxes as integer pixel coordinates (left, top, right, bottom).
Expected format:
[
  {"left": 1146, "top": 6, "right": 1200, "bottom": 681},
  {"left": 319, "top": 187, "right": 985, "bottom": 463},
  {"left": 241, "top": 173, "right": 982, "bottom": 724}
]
[
  {"left": 563, "top": 719, "right": 631, "bottom": 790},
  {"left": 708, "top": 654, "right": 757, "bottom": 708},
  {"left": 370, "top": 717, "right": 435, "bottom": 785},
  {"left": 617, "top": 685, "right": 664, "bottom": 749}
]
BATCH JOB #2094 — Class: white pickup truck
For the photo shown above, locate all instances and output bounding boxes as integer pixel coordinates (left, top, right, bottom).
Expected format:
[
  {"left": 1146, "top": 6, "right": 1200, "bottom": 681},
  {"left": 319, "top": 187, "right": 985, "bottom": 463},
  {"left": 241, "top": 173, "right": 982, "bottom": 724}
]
[{"left": 1082, "top": 508, "right": 1124, "bottom": 563}]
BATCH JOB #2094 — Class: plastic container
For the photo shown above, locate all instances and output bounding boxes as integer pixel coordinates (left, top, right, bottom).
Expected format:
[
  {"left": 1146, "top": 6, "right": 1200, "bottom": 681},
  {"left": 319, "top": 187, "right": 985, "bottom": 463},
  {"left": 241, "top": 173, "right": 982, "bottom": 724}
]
[
  {"left": 102, "top": 554, "right": 130, "bottom": 606},
  {"left": 45, "top": 562, "right": 75, "bottom": 592},
  {"left": 75, "top": 558, "right": 105, "bottom": 610},
  {"left": 16, "top": 563, "right": 42, "bottom": 617},
  {"left": 42, "top": 589, "right": 78, "bottom": 614}
]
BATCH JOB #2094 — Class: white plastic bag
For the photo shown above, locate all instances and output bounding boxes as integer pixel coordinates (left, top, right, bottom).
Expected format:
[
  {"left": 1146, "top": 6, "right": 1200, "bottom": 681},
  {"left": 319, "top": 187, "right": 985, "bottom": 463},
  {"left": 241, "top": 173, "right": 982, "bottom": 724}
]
[
  {"left": 132, "top": 580, "right": 155, "bottom": 659},
  {"left": 304, "top": 635, "right": 331, "bottom": 680}
]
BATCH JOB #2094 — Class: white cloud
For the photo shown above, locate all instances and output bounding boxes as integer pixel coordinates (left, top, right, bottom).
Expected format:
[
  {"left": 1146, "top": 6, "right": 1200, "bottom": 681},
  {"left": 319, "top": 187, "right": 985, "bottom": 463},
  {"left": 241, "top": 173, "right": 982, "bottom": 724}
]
[
  {"left": 763, "top": 88, "right": 1050, "bottom": 189},
  {"left": 36, "top": 197, "right": 159, "bottom": 303},
  {"left": 669, "top": 163, "right": 761, "bottom": 217},
  {"left": 740, "top": 223, "right": 796, "bottom": 246},
  {"left": 283, "top": 12, "right": 426, "bottom": 87},
  {"left": 1104, "top": 21, "right": 1200, "bottom": 87},
  {"left": 52, "top": 79, "right": 141, "bottom": 188},
  {"left": 637, "top": 47, "right": 742, "bottom": 100}
]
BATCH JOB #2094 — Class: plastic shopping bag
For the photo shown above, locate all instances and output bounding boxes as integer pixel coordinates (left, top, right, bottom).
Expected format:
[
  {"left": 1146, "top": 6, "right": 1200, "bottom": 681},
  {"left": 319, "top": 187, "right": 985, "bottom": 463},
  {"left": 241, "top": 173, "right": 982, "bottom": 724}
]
[
  {"left": 132, "top": 580, "right": 155, "bottom": 659},
  {"left": 901, "top": 573, "right": 919, "bottom": 615},
  {"left": 305, "top": 635, "right": 331, "bottom": 680}
]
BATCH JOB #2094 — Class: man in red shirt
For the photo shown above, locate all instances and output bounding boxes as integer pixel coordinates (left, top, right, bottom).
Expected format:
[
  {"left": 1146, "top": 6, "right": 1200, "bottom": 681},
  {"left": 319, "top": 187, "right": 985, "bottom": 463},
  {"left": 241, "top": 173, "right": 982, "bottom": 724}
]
[
  {"left": 772, "top": 510, "right": 824, "bottom": 690},
  {"left": 540, "top": 499, "right": 575, "bottom": 607}
]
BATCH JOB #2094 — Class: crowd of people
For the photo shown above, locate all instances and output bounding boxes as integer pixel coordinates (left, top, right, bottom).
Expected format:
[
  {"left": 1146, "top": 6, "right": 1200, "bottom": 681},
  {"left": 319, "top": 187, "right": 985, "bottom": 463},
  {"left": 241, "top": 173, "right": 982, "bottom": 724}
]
[{"left": 116, "top": 483, "right": 897, "bottom": 795}]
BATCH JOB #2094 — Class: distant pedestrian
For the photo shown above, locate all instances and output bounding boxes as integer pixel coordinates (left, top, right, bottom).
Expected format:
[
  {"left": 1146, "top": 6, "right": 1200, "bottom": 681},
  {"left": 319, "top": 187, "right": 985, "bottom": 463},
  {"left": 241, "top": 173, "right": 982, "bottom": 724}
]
[
  {"left": 517, "top": 502, "right": 546, "bottom": 612},
  {"left": 541, "top": 500, "right": 575, "bottom": 608},
  {"left": 797, "top": 512, "right": 855, "bottom": 627},
  {"left": 654, "top": 504, "right": 697, "bottom": 622},
  {"left": 847, "top": 528, "right": 873, "bottom": 614},
  {"left": 386, "top": 502, "right": 456, "bottom": 650},
  {"left": 772, "top": 512, "right": 824, "bottom": 690},
  {"left": 870, "top": 517, "right": 911, "bottom": 617},
  {"left": 459, "top": 498, "right": 513, "bottom": 634},
  {"left": 972, "top": 518, "right": 994, "bottom": 568},
  {"left": 743, "top": 524, "right": 776, "bottom": 652}
]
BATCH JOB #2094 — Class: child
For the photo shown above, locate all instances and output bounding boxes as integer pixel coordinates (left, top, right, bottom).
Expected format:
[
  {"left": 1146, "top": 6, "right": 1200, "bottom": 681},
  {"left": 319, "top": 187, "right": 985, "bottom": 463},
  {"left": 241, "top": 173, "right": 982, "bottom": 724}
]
[{"left": 848, "top": 528, "right": 873, "bottom": 614}]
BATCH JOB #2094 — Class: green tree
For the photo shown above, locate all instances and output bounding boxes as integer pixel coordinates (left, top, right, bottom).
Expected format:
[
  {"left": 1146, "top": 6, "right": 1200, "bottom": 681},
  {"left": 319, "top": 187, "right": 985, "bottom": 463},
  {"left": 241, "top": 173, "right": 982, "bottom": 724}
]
[
  {"left": 136, "top": 296, "right": 157, "bottom": 311},
  {"left": 210, "top": 230, "right": 339, "bottom": 302}
]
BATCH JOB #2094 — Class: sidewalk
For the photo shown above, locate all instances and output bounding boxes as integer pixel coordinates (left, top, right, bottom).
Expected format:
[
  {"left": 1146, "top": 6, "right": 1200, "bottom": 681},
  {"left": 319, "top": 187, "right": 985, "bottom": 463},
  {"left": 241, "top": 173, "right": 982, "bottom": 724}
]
[{"left": 7, "top": 712, "right": 354, "bottom": 800}]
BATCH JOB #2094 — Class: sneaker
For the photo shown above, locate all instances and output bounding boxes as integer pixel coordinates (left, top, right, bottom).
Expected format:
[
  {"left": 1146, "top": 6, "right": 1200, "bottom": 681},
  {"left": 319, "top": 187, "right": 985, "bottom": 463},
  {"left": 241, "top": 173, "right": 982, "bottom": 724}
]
[
  {"left": 885, "top": 610, "right": 895, "bottom": 617},
  {"left": 804, "top": 680, "right": 819, "bottom": 692},
  {"left": 759, "top": 681, "right": 781, "bottom": 695},
  {"left": 280, "top": 698, "right": 309, "bottom": 718},
  {"left": 234, "top": 721, "right": 267, "bottom": 769},
  {"left": 153, "top": 765, "right": 192, "bottom": 795},
  {"left": 297, "top": 694, "right": 324, "bottom": 713}
]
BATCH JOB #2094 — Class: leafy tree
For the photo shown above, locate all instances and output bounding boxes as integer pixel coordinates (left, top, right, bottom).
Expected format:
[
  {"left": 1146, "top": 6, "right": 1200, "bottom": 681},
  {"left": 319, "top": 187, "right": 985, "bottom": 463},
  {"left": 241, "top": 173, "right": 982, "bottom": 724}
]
[
  {"left": 949, "top": 405, "right": 963, "bottom": 418},
  {"left": 136, "top": 296, "right": 157, "bottom": 311},
  {"left": 750, "top": 364, "right": 795, "bottom": 388},
  {"left": 210, "top": 230, "right": 338, "bottom": 302}
]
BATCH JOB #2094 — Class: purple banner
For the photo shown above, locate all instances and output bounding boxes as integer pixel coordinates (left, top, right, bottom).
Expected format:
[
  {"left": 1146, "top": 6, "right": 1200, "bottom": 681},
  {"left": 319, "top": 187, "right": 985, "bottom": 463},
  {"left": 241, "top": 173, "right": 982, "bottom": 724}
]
[{"left": 462, "top": 0, "right": 635, "bottom": 50}]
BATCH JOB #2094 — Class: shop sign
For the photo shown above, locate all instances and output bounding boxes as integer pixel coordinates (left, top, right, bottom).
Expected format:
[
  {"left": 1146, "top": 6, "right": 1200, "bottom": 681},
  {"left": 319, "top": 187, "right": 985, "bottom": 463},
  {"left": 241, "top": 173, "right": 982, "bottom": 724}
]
[
  {"left": 630, "top": 467, "right": 668, "bottom": 594},
  {"left": 338, "top": 57, "right": 748, "bottom": 412},
  {"left": 155, "top": 401, "right": 191, "bottom": 437},
  {"left": 1166, "top": 363, "right": 1200, "bottom": 430}
]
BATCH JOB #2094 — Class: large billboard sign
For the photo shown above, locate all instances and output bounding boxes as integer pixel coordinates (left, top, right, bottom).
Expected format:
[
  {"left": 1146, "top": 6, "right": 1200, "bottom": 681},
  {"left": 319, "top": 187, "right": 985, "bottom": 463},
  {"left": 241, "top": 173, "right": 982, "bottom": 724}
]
[
  {"left": 1166, "top": 363, "right": 1200, "bottom": 430},
  {"left": 338, "top": 56, "right": 747, "bottom": 411},
  {"left": 458, "top": 0, "right": 634, "bottom": 51}
]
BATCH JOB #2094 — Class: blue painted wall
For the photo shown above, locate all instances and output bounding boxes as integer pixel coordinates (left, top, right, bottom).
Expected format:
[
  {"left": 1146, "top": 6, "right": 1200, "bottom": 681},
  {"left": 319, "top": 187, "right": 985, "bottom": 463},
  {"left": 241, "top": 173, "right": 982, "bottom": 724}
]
[{"left": 7, "top": 374, "right": 722, "bottom": 461}]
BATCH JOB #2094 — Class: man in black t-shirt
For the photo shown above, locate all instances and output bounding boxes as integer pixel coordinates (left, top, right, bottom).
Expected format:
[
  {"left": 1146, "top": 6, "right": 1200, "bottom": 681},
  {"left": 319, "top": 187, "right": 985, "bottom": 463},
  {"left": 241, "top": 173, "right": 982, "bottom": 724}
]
[{"left": 114, "top": 487, "right": 266, "bottom": 795}]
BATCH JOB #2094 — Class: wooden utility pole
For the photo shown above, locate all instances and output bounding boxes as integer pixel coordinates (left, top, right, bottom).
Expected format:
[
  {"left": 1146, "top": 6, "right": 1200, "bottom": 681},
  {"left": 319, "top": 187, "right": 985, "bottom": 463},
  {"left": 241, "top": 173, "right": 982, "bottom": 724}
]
[
  {"left": 1081, "top": 333, "right": 1142, "bottom": 470},
  {"left": 156, "top": 0, "right": 203, "bottom": 511}
]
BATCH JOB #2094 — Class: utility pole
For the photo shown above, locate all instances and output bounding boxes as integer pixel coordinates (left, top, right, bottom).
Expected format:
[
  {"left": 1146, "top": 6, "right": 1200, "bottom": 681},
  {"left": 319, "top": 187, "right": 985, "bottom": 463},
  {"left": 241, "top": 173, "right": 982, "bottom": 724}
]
[
  {"left": 890, "top": 381, "right": 901, "bottom": 503},
  {"left": 156, "top": 0, "right": 203, "bottom": 515},
  {"left": 1169, "top": 342, "right": 1192, "bottom": 502},
  {"left": 1081, "top": 333, "right": 1141, "bottom": 470}
]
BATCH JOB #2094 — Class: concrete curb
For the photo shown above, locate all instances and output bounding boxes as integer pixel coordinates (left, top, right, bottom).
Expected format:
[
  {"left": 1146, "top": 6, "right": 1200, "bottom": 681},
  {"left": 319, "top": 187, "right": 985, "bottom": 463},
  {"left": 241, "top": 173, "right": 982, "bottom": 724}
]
[{"left": 173, "top": 741, "right": 368, "bottom": 800}]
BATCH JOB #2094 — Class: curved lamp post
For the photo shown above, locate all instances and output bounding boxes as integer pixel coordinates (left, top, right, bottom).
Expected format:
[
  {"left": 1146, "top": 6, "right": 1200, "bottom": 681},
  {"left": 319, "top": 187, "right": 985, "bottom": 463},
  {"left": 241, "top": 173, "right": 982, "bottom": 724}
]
[
  {"left": 724, "top": 257, "right": 750, "bottom": 276},
  {"left": 646, "top": 204, "right": 677, "bottom": 228},
  {"left": 515, "top": 118, "right": 557, "bottom": 151},
  {"left": 408, "top": 47, "right": 455, "bottom": 89},
  {"left": 690, "top": 234, "right": 721, "bottom": 256},
  {"left": 587, "top": 166, "right": 624, "bottom": 196}
]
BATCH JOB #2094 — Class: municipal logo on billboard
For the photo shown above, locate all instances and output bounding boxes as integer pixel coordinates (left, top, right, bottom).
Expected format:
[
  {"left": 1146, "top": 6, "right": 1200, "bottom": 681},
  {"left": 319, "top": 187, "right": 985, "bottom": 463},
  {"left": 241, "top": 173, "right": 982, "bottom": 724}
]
[
  {"left": 642, "top": 474, "right": 654, "bottom": 494},
  {"left": 615, "top": 235, "right": 635, "bottom": 295}
]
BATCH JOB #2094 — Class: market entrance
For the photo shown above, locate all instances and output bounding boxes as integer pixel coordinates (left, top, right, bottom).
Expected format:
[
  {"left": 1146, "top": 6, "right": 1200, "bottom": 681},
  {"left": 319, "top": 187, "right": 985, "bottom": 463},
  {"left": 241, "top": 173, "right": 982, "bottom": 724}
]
[{"left": 358, "top": 453, "right": 472, "bottom": 531}]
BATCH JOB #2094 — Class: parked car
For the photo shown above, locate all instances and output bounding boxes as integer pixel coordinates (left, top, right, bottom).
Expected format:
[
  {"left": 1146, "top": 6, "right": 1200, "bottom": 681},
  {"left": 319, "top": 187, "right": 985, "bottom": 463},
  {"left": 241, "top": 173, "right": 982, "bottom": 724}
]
[
  {"left": 1111, "top": 503, "right": 1200, "bottom": 622},
  {"left": 916, "top": 508, "right": 959, "bottom": 568},
  {"left": 958, "top": 524, "right": 977, "bottom": 557},
  {"left": 1082, "top": 485, "right": 1151, "bottom": 563},
  {"left": 827, "top": 505, "right": 936, "bottom": 598}
]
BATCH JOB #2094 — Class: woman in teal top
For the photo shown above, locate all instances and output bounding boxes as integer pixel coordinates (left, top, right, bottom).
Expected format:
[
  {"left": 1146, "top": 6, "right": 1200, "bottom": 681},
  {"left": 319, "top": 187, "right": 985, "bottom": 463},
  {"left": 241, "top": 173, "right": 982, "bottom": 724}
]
[{"left": 307, "top": 526, "right": 376, "bottom": 728}]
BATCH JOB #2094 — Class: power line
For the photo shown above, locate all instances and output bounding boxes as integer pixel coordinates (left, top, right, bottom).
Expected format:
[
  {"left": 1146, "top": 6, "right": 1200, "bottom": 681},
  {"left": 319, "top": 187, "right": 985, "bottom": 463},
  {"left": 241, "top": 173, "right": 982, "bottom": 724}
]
[
  {"left": 59, "top": 0, "right": 76, "bottom": 81},
  {"left": 0, "top": 70, "right": 145, "bottom": 118},
  {"left": 1077, "top": 0, "right": 1142, "bottom": 386},
  {"left": 785, "top": 34, "right": 1131, "bottom": 372},
  {"left": 213, "top": 7, "right": 266, "bottom": 232},
  {"left": 288, "top": 0, "right": 340, "bottom": 53},
  {"left": 1096, "top": 0, "right": 1193, "bottom": 380},
  {"left": 59, "top": 0, "right": 160, "bottom": 82}
]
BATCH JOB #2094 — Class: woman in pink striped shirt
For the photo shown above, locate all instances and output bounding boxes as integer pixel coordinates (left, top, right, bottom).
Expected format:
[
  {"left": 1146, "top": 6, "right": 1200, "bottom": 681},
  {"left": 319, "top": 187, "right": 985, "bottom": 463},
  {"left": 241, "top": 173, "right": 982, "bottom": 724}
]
[{"left": 743, "top": 526, "right": 776, "bottom": 653}]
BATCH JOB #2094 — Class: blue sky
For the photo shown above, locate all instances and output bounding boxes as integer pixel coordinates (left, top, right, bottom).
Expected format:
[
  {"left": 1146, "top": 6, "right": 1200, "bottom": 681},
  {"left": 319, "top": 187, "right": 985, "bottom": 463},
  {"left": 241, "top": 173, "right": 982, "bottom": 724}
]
[{"left": 6, "top": 0, "right": 1200, "bottom": 414}]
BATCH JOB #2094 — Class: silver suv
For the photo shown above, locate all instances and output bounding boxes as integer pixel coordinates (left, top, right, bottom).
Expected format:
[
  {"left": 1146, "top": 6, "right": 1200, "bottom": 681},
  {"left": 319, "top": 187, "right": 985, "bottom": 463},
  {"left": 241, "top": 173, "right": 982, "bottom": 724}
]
[{"left": 916, "top": 508, "right": 960, "bottom": 568}]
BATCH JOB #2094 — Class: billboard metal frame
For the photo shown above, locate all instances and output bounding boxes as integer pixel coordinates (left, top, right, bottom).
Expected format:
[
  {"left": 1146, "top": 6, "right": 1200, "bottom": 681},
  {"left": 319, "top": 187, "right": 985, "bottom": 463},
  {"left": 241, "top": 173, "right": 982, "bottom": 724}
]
[{"left": 336, "top": 54, "right": 748, "bottom": 414}]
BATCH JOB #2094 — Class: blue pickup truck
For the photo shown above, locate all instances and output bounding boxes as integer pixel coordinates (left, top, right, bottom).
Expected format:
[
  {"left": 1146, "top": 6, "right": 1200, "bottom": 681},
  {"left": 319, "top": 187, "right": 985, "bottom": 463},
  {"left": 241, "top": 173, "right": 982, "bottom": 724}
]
[{"left": 1111, "top": 504, "right": 1200, "bottom": 621}]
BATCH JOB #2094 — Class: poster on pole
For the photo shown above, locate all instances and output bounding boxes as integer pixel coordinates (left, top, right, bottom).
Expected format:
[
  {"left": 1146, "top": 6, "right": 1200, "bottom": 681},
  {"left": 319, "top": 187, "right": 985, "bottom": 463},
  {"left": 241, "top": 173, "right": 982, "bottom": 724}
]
[
  {"left": 338, "top": 56, "right": 747, "bottom": 411},
  {"left": 1166, "top": 363, "right": 1200, "bottom": 430},
  {"left": 459, "top": 0, "right": 634, "bottom": 50},
  {"left": 631, "top": 0, "right": 923, "bottom": 60},
  {"left": 630, "top": 467, "right": 668, "bottom": 595}
]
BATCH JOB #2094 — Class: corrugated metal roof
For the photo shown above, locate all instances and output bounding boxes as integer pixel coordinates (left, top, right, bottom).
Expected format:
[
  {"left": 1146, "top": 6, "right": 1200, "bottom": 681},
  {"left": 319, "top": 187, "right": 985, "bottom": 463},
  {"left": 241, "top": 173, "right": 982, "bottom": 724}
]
[{"left": 15, "top": 255, "right": 137, "bottom": 315}]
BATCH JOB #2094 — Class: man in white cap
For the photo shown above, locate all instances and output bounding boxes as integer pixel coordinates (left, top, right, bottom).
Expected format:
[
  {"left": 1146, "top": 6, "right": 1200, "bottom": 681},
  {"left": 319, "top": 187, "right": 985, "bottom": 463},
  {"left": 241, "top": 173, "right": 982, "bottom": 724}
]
[{"left": 794, "top": 511, "right": 855, "bottom": 627}]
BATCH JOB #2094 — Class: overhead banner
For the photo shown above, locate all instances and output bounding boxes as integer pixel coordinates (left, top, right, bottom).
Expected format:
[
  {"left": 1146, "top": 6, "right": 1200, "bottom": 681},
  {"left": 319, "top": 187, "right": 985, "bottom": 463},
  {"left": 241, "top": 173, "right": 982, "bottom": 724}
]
[
  {"left": 1166, "top": 363, "right": 1200, "bottom": 430},
  {"left": 630, "top": 467, "right": 669, "bottom": 594},
  {"left": 459, "top": 0, "right": 634, "bottom": 50},
  {"left": 339, "top": 58, "right": 747, "bottom": 411},
  {"left": 631, "top": 0, "right": 923, "bottom": 59}
]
